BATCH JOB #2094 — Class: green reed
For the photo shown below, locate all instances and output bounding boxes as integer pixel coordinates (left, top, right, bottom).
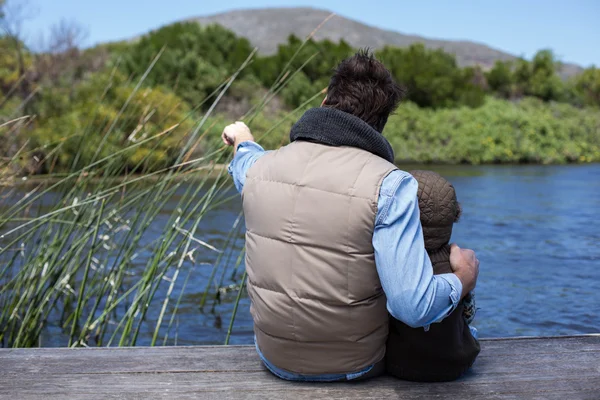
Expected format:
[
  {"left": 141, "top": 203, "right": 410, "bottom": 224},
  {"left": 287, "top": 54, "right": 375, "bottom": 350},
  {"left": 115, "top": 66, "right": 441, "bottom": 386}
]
[{"left": 0, "top": 17, "right": 330, "bottom": 348}]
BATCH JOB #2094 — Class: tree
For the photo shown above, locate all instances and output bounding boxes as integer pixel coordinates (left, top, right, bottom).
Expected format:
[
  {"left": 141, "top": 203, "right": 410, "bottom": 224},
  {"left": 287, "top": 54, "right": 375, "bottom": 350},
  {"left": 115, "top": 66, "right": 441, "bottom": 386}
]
[
  {"left": 0, "top": 0, "right": 36, "bottom": 167},
  {"left": 486, "top": 60, "right": 514, "bottom": 98},
  {"left": 527, "top": 49, "right": 564, "bottom": 101},
  {"left": 0, "top": 34, "right": 31, "bottom": 101},
  {"left": 119, "top": 22, "right": 253, "bottom": 107},
  {"left": 512, "top": 51, "right": 565, "bottom": 102},
  {"left": 34, "top": 19, "right": 91, "bottom": 88},
  {"left": 459, "top": 66, "right": 487, "bottom": 107},
  {"left": 280, "top": 70, "right": 320, "bottom": 107},
  {"left": 573, "top": 67, "right": 600, "bottom": 107},
  {"left": 251, "top": 35, "right": 352, "bottom": 107},
  {"left": 513, "top": 58, "right": 531, "bottom": 97},
  {"left": 378, "top": 44, "right": 484, "bottom": 108},
  {"left": 0, "top": 0, "right": 36, "bottom": 107}
]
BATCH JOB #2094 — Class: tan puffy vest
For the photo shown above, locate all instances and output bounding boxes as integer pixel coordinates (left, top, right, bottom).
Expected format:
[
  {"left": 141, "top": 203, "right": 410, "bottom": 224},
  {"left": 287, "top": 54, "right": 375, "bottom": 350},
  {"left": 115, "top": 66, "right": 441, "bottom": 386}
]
[{"left": 242, "top": 141, "right": 397, "bottom": 375}]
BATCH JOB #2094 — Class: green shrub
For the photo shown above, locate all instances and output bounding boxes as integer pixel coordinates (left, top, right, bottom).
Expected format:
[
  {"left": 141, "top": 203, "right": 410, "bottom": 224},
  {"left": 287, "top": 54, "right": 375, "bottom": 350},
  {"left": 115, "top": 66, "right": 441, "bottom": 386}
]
[
  {"left": 29, "top": 70, "right": 195, "bottom": 172},
  {"left": 238, "top": 97, "right": 600, "bottom": 165},
  {"left": 387, "top": 97, "right": 600, "bottom": 164}
]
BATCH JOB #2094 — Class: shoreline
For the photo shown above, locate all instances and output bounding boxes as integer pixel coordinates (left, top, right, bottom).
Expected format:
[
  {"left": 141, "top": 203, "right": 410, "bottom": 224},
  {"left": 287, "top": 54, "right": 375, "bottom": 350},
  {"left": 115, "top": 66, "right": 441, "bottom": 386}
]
[
  {"left": 2, "top": 162, "right": 599, "bottom": 187},
  {"left": 1, "top": 164, "right": 230, "bottom": 187}
]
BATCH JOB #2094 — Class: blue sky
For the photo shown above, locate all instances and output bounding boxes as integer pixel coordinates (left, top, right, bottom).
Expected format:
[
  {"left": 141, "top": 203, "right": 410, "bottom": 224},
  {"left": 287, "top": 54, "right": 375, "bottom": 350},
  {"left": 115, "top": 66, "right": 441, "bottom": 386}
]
[{"left": 25, "top": 0, "right": 600, "bottom": 67}]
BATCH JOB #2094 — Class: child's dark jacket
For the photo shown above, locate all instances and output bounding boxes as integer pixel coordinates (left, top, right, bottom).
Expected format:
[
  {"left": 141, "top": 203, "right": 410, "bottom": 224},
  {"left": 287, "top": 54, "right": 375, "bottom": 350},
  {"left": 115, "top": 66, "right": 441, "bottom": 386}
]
[{"left": 386, "top": 170, "right": 480, "bottom": 382}]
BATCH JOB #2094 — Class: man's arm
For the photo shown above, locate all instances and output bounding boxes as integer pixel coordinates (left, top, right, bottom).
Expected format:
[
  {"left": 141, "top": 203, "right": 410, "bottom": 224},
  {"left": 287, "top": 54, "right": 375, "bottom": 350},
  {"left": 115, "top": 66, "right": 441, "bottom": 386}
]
[
  {"left": 223, "top": 122, "right": 266, "bottom": 193},
  {"left": 449, "top": 243, "right": 479, "bottom": 298},
  {"left": 373, "top": 171, "right": 479, "bottom": 328}
]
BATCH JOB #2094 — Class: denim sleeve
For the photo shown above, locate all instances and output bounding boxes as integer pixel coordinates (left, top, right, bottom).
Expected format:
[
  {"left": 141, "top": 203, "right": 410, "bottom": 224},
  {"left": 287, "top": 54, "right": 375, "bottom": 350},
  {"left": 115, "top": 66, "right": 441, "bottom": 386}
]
[
  {"left": 373, "top": 170, "right": 463, "bottom": 329},
  {"left": 227, "top": 141, "right": 267, "bottom": 193}
]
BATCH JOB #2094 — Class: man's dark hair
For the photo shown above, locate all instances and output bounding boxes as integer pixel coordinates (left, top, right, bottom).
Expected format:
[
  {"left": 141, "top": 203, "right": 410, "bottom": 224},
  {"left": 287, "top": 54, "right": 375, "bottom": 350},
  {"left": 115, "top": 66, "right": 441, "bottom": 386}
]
[{"left": 323, "top": 49, "right": 406, "bottom": 132}]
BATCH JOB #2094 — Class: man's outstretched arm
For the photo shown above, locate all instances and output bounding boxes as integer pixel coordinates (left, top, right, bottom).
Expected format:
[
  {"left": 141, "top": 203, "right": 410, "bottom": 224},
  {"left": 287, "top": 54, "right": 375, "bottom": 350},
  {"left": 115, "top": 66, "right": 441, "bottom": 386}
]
[
  {"left": 373, "top": 171, "right": 479, "bottom": 328},
  {"left": 223, "top": 122, "right": 266, "bottom": 193}
]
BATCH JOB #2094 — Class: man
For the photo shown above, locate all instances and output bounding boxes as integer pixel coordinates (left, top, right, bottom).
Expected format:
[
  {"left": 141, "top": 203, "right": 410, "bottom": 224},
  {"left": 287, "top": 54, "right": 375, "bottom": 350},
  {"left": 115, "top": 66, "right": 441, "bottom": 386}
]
[{"left": 222, "top": 50, "right": 479, "bottom": 382}]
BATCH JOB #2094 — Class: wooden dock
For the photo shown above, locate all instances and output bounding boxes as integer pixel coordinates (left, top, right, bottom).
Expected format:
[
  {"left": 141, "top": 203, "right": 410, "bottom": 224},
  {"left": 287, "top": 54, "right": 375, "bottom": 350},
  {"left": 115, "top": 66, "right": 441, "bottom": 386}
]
[{"left": 1, "top": 335, "right": 599, "bottom": 399}]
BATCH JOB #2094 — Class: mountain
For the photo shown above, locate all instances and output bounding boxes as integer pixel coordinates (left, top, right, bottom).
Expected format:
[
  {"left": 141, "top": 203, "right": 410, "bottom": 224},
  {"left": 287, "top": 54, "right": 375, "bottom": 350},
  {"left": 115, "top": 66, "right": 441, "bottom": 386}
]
[{"left": 190, "top": 7, "right": 582, "bottom": 77}]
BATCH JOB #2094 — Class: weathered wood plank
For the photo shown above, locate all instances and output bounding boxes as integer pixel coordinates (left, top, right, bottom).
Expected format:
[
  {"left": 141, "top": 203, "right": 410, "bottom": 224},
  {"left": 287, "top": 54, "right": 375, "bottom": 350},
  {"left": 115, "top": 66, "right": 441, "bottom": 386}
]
[
  {"left": 1, "top": 347, "right": 598, "bottom": 377},
  {"left": 2, "top": 335, "right": 598, "bottom": 375},
  {"left": 0, "top": 335, "right": 599, "bottom": 400},
  {"left": 2, "top": 373, "right": 599, "bottom": 400}
]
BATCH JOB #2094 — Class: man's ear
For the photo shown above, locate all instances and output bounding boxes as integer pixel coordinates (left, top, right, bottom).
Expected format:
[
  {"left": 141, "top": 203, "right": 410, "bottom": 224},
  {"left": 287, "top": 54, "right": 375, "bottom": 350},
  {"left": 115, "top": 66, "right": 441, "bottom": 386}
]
[{"left": 321, "top": 96, "right": 327, "bottom": 107}]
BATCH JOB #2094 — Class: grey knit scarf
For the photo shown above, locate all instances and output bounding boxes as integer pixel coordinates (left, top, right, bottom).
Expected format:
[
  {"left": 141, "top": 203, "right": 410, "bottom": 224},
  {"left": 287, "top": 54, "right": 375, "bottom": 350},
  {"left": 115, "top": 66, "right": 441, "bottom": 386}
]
[{"left": 289, "top": 107, "right": 395, "bottom": 163}]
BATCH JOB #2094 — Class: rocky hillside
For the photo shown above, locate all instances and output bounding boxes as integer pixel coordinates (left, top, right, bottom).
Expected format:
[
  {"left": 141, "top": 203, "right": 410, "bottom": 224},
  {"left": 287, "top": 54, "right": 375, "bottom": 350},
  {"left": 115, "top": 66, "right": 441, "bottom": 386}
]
[{"left": 191, "top": 7, "right": 581, "bottom": 77}]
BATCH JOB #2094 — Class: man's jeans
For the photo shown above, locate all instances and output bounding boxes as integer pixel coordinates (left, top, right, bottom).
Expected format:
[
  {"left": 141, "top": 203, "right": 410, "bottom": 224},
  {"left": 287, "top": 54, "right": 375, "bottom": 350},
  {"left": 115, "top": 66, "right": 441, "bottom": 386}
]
[{"left": 256, "top": 339, "right": 385, "bottom": 382}]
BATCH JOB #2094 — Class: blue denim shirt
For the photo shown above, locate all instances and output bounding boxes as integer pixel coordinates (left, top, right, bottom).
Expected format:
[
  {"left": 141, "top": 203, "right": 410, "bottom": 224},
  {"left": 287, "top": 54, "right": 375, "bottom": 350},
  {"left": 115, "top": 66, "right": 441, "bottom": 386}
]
[{"left": 229, "top": 141, "right": 463, "bottom": 381}]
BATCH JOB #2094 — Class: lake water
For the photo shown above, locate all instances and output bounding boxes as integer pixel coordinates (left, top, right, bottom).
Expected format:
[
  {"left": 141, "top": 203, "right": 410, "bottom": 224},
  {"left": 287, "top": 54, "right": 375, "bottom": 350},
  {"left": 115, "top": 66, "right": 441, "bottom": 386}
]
[{"left": 4, "top": 164, "right": 600, "bottom": 346}]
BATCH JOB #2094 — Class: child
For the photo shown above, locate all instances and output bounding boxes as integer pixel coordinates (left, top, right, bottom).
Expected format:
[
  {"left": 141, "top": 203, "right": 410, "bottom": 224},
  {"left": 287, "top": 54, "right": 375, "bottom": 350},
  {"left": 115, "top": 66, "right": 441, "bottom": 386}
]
[{"left": 386, "top": 170, "right": 480, "bottom": 382}]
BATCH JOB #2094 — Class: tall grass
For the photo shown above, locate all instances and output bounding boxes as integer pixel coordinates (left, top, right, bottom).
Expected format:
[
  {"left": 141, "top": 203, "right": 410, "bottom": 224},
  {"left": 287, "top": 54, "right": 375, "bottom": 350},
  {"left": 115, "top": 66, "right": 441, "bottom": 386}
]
[{"left": 0, "top": 19, "right": 331, "bottom": 348}]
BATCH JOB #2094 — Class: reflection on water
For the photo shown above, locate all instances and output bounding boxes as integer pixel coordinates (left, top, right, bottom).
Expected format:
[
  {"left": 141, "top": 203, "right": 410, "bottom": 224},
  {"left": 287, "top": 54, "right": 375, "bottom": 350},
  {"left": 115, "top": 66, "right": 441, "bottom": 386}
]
[{"left": 2, "top": 164, "right": 599, "bottom": 345}]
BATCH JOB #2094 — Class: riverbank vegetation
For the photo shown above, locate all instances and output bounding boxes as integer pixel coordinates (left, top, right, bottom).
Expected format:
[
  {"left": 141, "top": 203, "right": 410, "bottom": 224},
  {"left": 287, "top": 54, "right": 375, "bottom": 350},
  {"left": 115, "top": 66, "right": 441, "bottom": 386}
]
[{"left": 1, "top": 6, "right": 600, "bottom": 175}]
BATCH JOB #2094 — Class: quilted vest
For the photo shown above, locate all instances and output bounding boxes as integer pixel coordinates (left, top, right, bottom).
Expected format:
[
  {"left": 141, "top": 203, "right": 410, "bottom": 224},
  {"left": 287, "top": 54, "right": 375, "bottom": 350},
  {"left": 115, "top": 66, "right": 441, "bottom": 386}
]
[{"left": 242, "top": 140, "right": 396, "bottom": 375}]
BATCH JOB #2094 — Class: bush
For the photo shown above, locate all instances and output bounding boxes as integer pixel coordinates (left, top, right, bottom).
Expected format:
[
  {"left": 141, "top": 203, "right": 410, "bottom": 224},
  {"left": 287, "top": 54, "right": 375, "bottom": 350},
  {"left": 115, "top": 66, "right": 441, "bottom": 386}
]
[
  {"left": 241, "top": 97, "right": 600, "bottom": 165},
  {"left": 29, "top": 70, "right": 195, "bottom": 172},
  {"left": 386, "top": 97, "right": 600, "bottom": 164}
]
